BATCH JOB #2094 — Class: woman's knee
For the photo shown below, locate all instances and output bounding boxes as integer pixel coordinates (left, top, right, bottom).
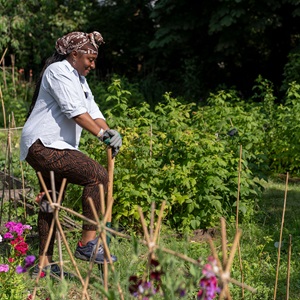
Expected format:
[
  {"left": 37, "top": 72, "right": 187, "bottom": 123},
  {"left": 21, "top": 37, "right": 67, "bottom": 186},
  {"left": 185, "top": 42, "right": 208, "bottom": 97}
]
[{"left": 92, "top": 162, "right": 109, "bottom": 187}]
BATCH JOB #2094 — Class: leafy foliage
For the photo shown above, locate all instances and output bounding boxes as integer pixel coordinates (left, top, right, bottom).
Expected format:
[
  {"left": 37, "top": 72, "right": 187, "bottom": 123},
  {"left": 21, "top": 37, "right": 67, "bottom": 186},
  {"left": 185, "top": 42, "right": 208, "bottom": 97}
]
[
  {"left": 74, "top": 79, "right": 268, "bottom": 231},
  {"left": 4, "top": 70, "right": 300, "bottom": 232}
]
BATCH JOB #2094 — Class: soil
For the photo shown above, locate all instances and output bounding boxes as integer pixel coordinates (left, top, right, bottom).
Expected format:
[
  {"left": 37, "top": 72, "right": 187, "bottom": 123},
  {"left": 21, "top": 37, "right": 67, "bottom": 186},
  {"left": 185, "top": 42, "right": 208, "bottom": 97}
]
[{"left": 189, "top": 228, "right": 219, "bottom": 242}]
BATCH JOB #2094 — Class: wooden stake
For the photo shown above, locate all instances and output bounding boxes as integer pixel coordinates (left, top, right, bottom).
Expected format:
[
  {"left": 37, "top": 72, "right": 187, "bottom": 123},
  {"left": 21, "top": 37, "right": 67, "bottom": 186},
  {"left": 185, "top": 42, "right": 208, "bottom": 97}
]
[
  {"left": 32, "top": 174, "right": 88, "bottom": 300},
  {"left": 100, "top": 184, "right": 109, "bottom": 297},
  {"left": 236, "top": 145, "right": 244, "bottom": 299},
  {"left": 106, "top": 147, "right": 115, "bottom": 245},
  {"left": 286, "top": 234, "right": 292, "bottom": 300},
  {"left": 221, "top": 217, "right": 227, "bottom": 269},
  {"left": 274, "top": 172, "right": 289, "bottom": 300},
  {"left": 0, "top": 85, "right": 6, "bottom": 129}
]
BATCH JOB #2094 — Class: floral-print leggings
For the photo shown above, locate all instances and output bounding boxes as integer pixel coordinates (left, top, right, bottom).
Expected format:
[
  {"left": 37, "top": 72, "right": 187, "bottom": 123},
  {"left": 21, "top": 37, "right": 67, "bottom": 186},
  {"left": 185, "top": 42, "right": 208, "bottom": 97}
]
[{"left": 26, "top": 139, "right": 108, "bottom": 256}]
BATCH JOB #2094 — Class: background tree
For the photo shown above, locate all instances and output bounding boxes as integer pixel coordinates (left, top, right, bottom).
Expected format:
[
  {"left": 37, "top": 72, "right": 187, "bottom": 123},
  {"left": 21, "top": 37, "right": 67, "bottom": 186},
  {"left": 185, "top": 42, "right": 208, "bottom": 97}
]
[
  {"left": 1, "top": 0, "right": 300, "bottom": 104},
  {"left": 0, "top": 0, "right": 96, "bottom": 78}
]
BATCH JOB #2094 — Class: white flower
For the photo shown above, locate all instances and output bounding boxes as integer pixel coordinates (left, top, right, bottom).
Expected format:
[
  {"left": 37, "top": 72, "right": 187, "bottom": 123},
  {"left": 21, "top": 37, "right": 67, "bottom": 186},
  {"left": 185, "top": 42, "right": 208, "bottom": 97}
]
[{"left": 0, "top": 234, "right": 2, "bottom": 243}]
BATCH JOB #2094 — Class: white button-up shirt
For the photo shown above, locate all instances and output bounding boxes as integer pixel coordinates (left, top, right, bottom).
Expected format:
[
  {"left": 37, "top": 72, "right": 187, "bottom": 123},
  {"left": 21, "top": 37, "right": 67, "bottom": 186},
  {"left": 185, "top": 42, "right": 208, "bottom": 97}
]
[{"left": 20, "top": 59, "right": 105, "bottom": 161}]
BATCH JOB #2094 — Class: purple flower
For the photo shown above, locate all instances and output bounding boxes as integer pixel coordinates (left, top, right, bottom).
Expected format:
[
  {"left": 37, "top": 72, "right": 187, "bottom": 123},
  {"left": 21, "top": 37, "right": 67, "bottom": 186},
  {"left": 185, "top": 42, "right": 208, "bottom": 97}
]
[
  {"left": 0, "top": 264, "right": 9, "bottom": 272},
  {"left": 177, "top": 287, "right": 186, "bottom": 297},
  {"left": 16, "top": 265, "right": 27, "bottom": 274},
  {"left": 24, "top": 255, "right": 36, "bottom": 268}
]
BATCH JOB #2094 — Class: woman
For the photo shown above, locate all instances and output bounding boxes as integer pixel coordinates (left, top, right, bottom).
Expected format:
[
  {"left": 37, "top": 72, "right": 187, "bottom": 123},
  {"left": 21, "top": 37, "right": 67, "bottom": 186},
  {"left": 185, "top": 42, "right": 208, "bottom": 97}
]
[{"left": 20, "top": 31, "right": 121, "bottom": 276}]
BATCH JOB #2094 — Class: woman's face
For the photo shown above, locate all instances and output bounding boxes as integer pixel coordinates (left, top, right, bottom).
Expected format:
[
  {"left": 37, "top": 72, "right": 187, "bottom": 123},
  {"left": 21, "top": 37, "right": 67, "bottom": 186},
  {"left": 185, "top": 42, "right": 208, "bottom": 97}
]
[{"left": 73, "top": 51, "right": 98, "bottom": 76}]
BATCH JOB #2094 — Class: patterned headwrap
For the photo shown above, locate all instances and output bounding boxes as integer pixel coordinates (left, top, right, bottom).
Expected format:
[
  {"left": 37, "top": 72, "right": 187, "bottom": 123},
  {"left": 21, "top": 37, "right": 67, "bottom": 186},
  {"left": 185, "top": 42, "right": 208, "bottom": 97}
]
[{"left": 55, "top": 31, "right": 104, "bottom": 56}]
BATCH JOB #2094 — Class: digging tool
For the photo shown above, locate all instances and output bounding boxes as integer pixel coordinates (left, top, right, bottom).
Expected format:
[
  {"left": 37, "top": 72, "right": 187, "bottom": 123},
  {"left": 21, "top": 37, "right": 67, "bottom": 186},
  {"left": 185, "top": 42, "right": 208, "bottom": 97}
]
[{"left": 106, "top": 146, "right": 115, "bottom": 246}]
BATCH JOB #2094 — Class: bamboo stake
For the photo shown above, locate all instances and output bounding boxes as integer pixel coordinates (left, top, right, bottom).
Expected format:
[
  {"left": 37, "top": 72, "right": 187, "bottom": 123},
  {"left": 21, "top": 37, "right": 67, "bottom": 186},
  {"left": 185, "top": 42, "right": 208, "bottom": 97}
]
[
  {"left": 32, "top": 213, "right": 56, "bottom": 299},
  {"left": 286, "top": 234, "right": 292, "bottom": 300},
  {"left": 225, "top": 230, "right": 242, "bottom": 276},
  {"left": 153, "top": 201, "right": 166, "bottom": 244},
  {"left": 11, "top": 112, "right": 16, "bottom": 128},
  {"left": 81, "top": 189, "right": 108, "bottom": 300},
  {"left": 274, "top": 172, "right": 289, "bottom": 300},
  {"left": 236, "top": 145, "right": 244, "bottom": 299},
  {"left": 32, "top": 174, "right": 89, "bottom": 300},
  {"left": 106, "top": 147, "right": 114, "bottom": 245},
  {"left": 0, "top": 85, "right": 6, "bottom": 129},
  {"left": 0, "top": 47, "right": 7, "bottom": 65},
  {"left": 10, "top": 54, "right": 16, "bottom": 98},
  {"left": 220, "top": 217, "right": 230, "bottom": 300},
  {"left": 221, "top": 217, "right": 227, "bottom": 268},
  {"left": 81, "top": 197, "right": 105, "bottom": 300},
  {"left": 2, "top": 53, "right": 7, "bottom": 89},
  {"left": 6, "top": 122, "right": 14, "bottom": 220},
  {"left": 50, "top": 171, "right": 64, "bottom": 282},
  {"left": 208, "top": 237, "right": 232, "bottom": 300},
  {"left": 100, "top": 184, "right": 109, "bottom": 297},
  {"left": 20, "top": 161, "right": 27, "bottom": 219},
  {"left": 150, "top": 201, "right": 155, "bottom": 240},
  {"left": 138, "top": 206, "right": 152, "bottom": 247},
  {"left": 236, "top": 145, "right": 242, "bottom": 229},
  {"left": 84, "top": 197, "right": 124, "bottom": 300}
]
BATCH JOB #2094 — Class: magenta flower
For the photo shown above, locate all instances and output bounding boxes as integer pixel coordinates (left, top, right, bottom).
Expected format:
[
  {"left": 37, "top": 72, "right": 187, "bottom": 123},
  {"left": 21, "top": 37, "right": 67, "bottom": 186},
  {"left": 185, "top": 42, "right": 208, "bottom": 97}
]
[
  {"left": 197, "top": 257, "right": 221, "bottom": 300},
  {"left": 0, "top": 264, "right": 9, "bottom": 272},
  {"left": 3, "top": 232, "right": 13, "bottom": 239},
  {"left": 5, "top": 221, "right": 24, "bottom": 236}
]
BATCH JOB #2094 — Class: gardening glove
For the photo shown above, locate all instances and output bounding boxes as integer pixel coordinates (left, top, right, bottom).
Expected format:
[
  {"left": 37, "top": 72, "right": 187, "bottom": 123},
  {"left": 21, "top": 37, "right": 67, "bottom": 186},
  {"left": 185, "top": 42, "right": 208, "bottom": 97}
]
[
  {"left": 100, "top": 129, "right": 122, "bottom": 157},
  {"left": 111, "top": 145, "right": 121, "bottom": 158}
]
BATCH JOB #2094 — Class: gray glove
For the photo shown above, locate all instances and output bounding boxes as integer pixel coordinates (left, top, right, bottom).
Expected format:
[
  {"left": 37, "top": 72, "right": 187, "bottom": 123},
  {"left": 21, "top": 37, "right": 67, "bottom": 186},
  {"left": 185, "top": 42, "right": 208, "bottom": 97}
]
[{"left": 102, "top": 129, "right": 122, "bottom": 157}]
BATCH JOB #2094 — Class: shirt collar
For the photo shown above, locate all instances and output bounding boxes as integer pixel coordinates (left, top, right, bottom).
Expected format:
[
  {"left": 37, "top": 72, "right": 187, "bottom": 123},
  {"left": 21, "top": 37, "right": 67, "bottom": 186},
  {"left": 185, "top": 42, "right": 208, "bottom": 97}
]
[{"left": 63, "top": 59, "right": 86, "bottom": 84}]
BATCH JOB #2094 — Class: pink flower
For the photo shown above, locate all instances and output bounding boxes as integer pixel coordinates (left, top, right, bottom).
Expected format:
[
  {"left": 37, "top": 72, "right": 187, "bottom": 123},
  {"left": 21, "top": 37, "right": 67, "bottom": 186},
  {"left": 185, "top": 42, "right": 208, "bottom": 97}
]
[{"left": 0, "top": 264, "right": 9, "bottom": 272}]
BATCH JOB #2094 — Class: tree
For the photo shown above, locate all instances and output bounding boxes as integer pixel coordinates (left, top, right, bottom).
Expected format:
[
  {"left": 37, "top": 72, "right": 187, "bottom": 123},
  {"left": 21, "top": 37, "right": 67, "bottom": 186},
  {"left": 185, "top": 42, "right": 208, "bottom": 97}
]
[{"left": 0, "top": 0, "right": 95, "bottom": 78}]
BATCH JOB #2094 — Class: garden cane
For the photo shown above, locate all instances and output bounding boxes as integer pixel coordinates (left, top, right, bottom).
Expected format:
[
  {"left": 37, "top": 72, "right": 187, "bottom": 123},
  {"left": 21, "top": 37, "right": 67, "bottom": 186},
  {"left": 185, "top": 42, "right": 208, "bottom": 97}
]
[
  {"left": 106, "top": 146, "right": 115, "bottom": 246},
  {"left": 97, "top": 147, "right": 114, "bottom": 282}
]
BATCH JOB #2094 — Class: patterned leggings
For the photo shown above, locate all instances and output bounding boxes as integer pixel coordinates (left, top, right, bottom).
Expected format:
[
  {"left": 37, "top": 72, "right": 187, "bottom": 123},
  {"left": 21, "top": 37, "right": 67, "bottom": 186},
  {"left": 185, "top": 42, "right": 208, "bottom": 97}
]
[{"left": 26, "top": 139, "right": 109, "bottom": 256}]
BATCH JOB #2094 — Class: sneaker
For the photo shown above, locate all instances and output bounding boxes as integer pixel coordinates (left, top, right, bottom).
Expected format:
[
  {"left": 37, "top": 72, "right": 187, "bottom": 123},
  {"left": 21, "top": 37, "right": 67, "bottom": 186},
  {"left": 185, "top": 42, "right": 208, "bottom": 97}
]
[
  {"left": 74, "top": 238, "right": 117, "bottom": 264},
  {"left": 32, "top": 263, "right": 74, "bottom": 279}
]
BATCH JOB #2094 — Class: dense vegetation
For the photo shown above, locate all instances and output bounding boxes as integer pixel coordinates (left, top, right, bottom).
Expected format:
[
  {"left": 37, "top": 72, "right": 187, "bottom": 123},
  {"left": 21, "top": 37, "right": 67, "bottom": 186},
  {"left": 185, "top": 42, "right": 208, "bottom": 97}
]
[
  {"left": 2, "top": 66, "right": 300, "bottom": 232},
  {"left": 1, "top": 2, "right": 300, "bottom": 298},
  {"left": 1, "top": 72, "right": 300, "bottom": 299}
]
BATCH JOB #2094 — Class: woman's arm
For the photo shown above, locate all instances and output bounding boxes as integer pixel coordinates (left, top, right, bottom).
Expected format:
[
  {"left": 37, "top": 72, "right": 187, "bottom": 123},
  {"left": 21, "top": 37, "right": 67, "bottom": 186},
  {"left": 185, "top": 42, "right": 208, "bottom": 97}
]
[{"left": 73, "top": 113, "right": 109, "bottom": 136}]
